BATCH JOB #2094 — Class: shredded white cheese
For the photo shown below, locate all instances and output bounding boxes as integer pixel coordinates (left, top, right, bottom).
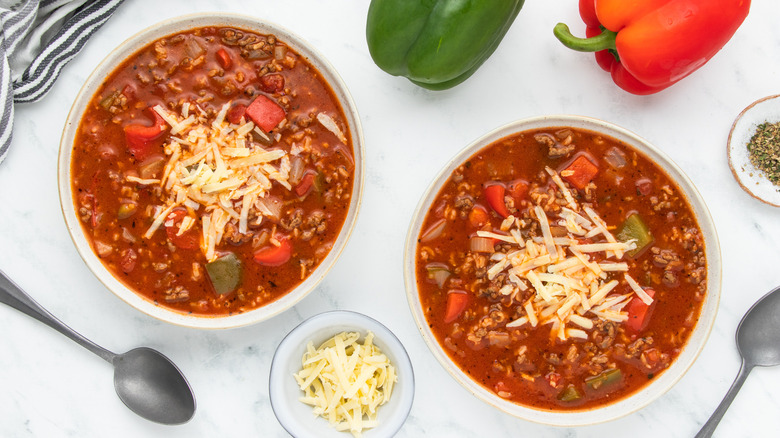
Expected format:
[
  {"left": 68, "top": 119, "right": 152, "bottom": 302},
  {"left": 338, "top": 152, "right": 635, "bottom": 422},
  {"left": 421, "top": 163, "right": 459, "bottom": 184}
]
[
  {"left": 493, "top": 168, "right": 652, "bottom": 340},
  {"left": 317, "top": 112, "right": 348, "bottom": 144},
  {"left": 143, "top": 102, "right": 297, "bottom": 261},
  {"left": 294, "top": 332, "right": 396, "bottom": 438},
  {"left": 625, "top": 273, "right": 654, "bottom": 305}
]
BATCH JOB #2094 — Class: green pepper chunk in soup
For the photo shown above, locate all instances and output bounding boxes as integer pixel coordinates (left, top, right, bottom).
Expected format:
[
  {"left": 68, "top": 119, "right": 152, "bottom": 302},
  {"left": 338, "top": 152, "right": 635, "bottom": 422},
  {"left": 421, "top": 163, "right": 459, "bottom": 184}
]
[
  {"left": 415, "top": 128, "right": 707, "bottom": 410},
  {"left": 71, "top": 27, "right": 354, "bottom": 315}
]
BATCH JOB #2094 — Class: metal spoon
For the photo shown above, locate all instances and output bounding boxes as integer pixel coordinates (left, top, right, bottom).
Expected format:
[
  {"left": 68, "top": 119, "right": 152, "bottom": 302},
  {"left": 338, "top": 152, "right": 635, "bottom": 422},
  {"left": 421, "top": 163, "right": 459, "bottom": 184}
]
[
  {"left": 0, "top": 269, "right": 196, "bottom": 425},
  {"left": 696, "top": 285, "right": 780, "bottom": 437}
]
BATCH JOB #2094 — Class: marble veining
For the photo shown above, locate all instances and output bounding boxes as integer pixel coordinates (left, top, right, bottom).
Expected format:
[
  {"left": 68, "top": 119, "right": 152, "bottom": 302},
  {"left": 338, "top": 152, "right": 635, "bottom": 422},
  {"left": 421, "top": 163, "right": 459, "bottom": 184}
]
[{"left": 1, "top": 1, "right": 779, "bottom": 437}]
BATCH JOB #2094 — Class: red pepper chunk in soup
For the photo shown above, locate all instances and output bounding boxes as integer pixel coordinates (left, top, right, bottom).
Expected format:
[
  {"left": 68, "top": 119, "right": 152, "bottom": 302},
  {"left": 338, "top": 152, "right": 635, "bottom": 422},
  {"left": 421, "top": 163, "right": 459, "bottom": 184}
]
[
  {"left": 415, "top": 127, "right": 707, "bottom": 410},
  {"left": 70, "top": 27, "right": 354, "bottom": 316}
]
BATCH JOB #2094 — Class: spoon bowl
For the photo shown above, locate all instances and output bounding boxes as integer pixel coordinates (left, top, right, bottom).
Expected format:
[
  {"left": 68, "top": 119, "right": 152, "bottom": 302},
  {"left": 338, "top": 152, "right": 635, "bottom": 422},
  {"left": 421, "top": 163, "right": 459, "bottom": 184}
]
[
  {"left": 0, "top": 270, "right": 196, "bottom": 425},
  {"left": 114, "top": 347, "right": 196, "bottom": 425},
  {"left": 736, "top": 286, "right": 780, "bottom": 366},
  {"left": 696, "top": 286, "right": 780, "bottom": 437}
]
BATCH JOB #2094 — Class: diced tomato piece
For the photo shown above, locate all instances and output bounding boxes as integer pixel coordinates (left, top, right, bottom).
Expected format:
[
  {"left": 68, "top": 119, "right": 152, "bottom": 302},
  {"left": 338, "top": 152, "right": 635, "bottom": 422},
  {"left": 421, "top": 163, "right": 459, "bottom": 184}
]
[
  {"left": 164, "top": 209, "right": 200, "bottom": 250},
  {"left": 468, "top": 205, "right": 489, "bottom": 228},
  {"left": 295, "top": 171, "right": 316, "bottom": 197},
  {"left": 245, "top": 95, "right": 286, "bottom": 132},
  {"left": 119, "top": 248, "right": 138, "bottom": 274},
  {"left": 444, "top": 290, "right": 469, "bottom": 323},
  {"left": 259, "top": 73, "right": 285, "bottom": 93},
  {"left": 227, "top": 103, "right": 247, "bottom": 125},
  {"left": 253, "top": 237, "right": 292, "bottom": 266},
  {"left": 626, "top": 289, "right": 656, "bottom": 332},
  {"left": 507, "top": 179, "right": 529, "bottom": 201},
  {"left": 124, "top": 107, "right": 167, "bottom": 161},
  {"left": 216, "top": 48, "right": 232, "bottom": 69},
  {"left": 484, "top": 184, "right": 509, "bottom": 218},
  {"left": 561, "top": 155, "right": 599, "bottom": 190}
]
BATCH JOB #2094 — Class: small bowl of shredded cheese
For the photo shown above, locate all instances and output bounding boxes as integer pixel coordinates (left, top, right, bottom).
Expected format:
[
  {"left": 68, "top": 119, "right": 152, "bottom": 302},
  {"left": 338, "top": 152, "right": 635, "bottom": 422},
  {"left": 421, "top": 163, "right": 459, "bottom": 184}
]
[{"left": 269, "top": 311, "right": 414, "bottom": 437}]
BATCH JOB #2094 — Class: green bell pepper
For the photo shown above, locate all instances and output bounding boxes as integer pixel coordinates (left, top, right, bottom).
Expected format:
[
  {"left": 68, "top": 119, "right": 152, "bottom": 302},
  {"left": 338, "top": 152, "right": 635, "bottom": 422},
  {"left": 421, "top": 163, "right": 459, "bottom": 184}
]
[
  {"left": 205, "top": 253, "right": 243, "bottom": 295},
  {"left": 585, "top": 368, "right": 622, "bottom": 390},
  {"left": 557, "top": 384, "right": 582, "bottom": 402},
  {"left": 616, "top": 213, "right": 653, "bottom": 257},
  {"left": 366, "top": 0, "right": 525, "bottom": 90}
]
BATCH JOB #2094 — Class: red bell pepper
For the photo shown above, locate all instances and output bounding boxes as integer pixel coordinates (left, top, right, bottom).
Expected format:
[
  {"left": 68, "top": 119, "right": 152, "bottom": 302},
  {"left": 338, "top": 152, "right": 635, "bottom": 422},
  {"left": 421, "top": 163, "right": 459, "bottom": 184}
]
[
  {"left": 626, "top": 288, "right": 656, "bottom": 332},
  {"left": 562, "top": 155, "right": 599, "bottom": 190},
  {"left": 484, "top": 184, "right": 509, "bottom": 218},
  {"left": 253, "top": 237, "right": 292, "bottom": 266},
  {"left": 124, "top": 107, "right": 168, "bottom": 160},
  {"left": 554, "top": 0, "right": 751, "bottom": 95},
  {"left": 216, "top": 48, "right": 232, "bottom": 70},
  {"left": 443, "top": 290, "right": 469, "bottom": 323},
  {"left": 164, "top": 209, "right": 200, "bottom": 250},
  {"left": 245, "top": 95, "right": 286, "bottom": 132},
  {"left": 227, "top": 103, "right": 248, "bottom": 125},
  {"left": 468, "top": 205, "right": 489, "bottom": 228},
  {"left": 294, "top": 170, "right": 316, "bottom": 197}
]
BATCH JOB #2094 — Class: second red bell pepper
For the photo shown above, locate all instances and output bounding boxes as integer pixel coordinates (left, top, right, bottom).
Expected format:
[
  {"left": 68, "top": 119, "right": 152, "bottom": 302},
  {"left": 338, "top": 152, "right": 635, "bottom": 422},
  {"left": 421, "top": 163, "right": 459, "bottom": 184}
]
[{"left": 554, "top": 0, "right": 751, "bottom": 95}]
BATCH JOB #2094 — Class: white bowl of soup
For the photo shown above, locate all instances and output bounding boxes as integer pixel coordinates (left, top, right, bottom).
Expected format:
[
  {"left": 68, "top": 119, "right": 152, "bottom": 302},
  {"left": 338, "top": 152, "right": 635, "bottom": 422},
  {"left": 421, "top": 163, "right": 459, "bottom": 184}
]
[
  {"left": 403, "top": 115, "right": 720, "bottom": 425},
  {"left": 58, "top": 13, "right": 364, "bottom": 329}
]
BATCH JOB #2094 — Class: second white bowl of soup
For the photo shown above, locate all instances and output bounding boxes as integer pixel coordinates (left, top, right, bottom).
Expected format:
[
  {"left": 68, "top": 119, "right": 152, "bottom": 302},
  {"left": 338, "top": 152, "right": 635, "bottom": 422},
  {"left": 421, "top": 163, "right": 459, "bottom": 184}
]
[{"left": 403, "top": 115, "right": 720, "bottom": 426}]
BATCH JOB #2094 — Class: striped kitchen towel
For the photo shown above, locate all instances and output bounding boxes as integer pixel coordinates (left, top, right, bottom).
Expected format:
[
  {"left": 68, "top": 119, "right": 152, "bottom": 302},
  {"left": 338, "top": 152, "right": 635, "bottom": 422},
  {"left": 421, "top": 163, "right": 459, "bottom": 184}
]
[{"left": 0, "top": 0, "right": 124, "bottom": 165}]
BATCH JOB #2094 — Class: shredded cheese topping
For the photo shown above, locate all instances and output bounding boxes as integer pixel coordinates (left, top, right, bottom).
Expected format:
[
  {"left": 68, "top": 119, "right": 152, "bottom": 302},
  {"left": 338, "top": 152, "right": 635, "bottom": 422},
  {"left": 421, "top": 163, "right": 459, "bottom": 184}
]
[
  {"left": 494, "top": 169, "right": 652, "bottom": 340},
  {"left": 294, "top": 331, "right": 397, "bottom": 437},
  {"left": 133, "top": 103, "right": 293, "bottom": 262}
]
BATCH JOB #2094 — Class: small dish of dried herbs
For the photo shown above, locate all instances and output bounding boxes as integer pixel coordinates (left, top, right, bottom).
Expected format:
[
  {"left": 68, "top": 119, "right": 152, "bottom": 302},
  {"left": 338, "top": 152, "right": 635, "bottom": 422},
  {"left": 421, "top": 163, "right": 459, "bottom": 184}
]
[{"left": 728, "top": 94, "right": 780, "bottom": 207}]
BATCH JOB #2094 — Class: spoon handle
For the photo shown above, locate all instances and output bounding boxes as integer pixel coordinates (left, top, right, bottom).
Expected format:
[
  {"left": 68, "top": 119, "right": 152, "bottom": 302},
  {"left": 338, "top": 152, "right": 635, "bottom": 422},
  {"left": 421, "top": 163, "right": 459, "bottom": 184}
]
[
  {"left": 0, "top": 269, "right": 115, "bottom": 363},
  {"left": 695, "top": 359, "right": 754, "bottom": 438}
]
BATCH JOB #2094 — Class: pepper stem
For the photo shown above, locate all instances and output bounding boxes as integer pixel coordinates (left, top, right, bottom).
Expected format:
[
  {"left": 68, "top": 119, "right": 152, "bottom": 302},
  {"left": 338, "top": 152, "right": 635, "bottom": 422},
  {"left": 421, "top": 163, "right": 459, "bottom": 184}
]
[{"left": 553, "top": 23, "right": 617, "bottom": 53}]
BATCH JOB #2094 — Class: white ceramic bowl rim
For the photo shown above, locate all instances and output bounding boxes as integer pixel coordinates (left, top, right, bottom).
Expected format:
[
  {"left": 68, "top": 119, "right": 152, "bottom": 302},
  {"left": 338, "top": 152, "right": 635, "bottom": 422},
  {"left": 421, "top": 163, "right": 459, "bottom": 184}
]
[
  {"left": 269, "top": 310, "right": 415, "bottom": 438},
  {"left": 403, "top": 115, "right": 722, "bottom": 426},
  {"left": 57, "top": 13, "right": 365, "bottom": 329}
]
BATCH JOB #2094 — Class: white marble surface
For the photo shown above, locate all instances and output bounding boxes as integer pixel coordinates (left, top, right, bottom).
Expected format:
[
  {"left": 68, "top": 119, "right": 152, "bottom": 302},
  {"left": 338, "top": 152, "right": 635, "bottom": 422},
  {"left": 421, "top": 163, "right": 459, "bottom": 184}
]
[{"left": 1, "top": 1, "right": 779, "bottom": 437}]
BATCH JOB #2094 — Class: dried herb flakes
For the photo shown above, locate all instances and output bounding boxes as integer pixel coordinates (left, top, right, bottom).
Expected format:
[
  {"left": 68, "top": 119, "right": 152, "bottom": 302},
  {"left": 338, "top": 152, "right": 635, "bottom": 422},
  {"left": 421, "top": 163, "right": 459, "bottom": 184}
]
[{"left": 747, "top": 121, "right": 780, "bottom": 186}]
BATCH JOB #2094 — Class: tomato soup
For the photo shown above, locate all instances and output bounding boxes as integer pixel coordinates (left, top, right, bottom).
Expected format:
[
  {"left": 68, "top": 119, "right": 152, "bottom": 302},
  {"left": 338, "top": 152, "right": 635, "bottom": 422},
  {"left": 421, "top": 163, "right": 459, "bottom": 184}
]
[
  {"left": 70, "top": 26, "right": 354, "bottom": 316},
  {"left": 415, "top": 127, "right": 706, "bottom": 410}
]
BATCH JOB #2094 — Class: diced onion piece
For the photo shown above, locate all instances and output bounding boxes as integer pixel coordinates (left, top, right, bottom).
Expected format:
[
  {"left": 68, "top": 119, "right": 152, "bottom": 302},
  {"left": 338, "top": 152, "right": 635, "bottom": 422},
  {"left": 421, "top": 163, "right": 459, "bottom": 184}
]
[
  {"left": 138, "top": 155, "right": 166, "bottom": 179},
  {"left": 426, "top": 263, "right": 451, "bottom": 289},
  {"left": 333, "top": 143, "right": 355, "bottom": 168},
  {"left": 469, "top": 236, "right": 495, "bottom": 253},
  {"left": 255, "top": 196, "right": 282, "bottom": 222},
  {"left": 420, "top": 219, "right": 446, "bottom": 243},
  {"left": 604, "top": 146, "right": 627, "bottom": 169},
  {"left": 185, "top": 38, "right": 205, "bottom": 58},
  {"left": 274, "top": 44, "right": 287, "bottom": 60}
]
